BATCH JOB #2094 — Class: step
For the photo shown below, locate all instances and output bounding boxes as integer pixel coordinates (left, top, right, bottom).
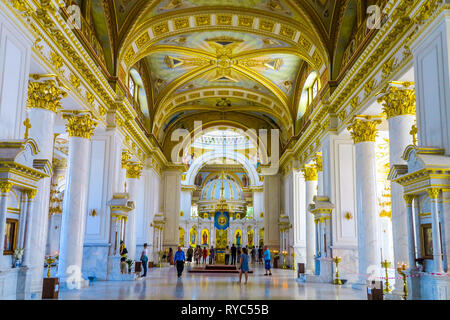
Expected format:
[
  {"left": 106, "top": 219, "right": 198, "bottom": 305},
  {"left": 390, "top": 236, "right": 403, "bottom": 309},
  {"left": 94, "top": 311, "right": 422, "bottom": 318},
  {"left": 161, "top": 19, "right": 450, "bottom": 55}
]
[{"left": 205, "top": 265, "right": 237, "bottom": 270}]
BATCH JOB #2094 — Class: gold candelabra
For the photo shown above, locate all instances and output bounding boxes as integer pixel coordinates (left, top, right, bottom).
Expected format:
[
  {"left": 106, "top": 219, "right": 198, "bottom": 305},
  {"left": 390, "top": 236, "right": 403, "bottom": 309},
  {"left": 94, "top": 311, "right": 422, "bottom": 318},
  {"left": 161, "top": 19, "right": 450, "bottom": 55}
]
[
  {"left": 282, "top": 251, "right": 288, "bottom": 269},
  {"left": 381, "top": 260, "right": 391, "bottom": 294},
  {"left": 45, "top": 256, "right": 55, "bottom": 278},
  {"left": 291, "top": 253, "right": 296, "bottom": 271},
  {"left": 333, "top": 256, "right": 343, "bottom": 285},
  {"left": 397, "top": 262, "right": 408, "bottom": 300},
  {"left": 157, "top": 251, "right": 163, "bottom": 268}
]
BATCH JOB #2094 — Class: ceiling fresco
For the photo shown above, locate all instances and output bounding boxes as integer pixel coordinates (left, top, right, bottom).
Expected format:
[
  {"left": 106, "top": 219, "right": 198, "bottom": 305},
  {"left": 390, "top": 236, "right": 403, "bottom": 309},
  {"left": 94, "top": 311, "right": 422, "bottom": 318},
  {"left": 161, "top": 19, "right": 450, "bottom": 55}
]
[
  {"left": 141, "top": 0, "right": 303, "bottom": 21},
  {"left": 75, "top": 0, "right": 378, "bottom": 158},
  {"left": 145, "top": 31, "right": 302, "bottom": 106}
]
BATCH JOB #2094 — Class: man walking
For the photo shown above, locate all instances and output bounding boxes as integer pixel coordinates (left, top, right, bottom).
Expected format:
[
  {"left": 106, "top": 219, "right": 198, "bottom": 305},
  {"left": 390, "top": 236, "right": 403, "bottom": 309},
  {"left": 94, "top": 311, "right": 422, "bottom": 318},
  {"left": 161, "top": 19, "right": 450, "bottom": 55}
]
[
  {"left": 263, "top": 246, "right": 272, "bottom": 276},
  {"left": 174, "top": 246, "right": 186, "bottom": 278},
  {"left": 231, "top": 243, "right": 237, "bottom": 265}
]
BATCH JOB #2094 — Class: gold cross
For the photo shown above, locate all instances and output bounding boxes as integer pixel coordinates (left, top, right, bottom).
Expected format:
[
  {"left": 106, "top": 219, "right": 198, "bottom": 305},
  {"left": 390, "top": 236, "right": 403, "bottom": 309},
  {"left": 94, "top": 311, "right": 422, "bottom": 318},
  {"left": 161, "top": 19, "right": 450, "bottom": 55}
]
[{"left": 23, "top": 118, "right": 32, "bottom": 139}]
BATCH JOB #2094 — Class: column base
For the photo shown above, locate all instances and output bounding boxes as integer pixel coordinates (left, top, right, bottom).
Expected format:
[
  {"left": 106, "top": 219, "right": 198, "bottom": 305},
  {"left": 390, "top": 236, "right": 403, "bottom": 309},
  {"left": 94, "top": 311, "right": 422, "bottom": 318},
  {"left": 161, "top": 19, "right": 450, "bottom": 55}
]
[
  {"left": 59, "top": 278, "right": 90, "bottom": 290},
  {"left": 106, "top": 255, "right": 139, "bottom": 281}
]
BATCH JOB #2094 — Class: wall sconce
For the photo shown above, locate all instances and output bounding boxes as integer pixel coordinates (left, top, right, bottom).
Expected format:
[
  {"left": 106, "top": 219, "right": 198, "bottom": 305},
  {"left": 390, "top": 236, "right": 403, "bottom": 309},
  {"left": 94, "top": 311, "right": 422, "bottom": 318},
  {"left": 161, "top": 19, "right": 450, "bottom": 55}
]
[
  {"left": 345, "top": 212, "right": 353, "bottom": 220},
  {"left": 90, "top": 209, "right": 97, "bottom": 217}
]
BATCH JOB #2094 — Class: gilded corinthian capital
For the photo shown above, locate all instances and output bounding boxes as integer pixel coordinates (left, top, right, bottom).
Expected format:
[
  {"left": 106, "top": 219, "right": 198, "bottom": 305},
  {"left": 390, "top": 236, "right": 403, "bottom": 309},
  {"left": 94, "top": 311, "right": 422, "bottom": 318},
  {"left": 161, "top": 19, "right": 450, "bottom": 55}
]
[
  {"left": 0, "top": 182, "right": 13, "bottom": 194},
  {"left": 125, "top": 162, "right": 144, "bottom": 179},
  {"left": 377, "top": 82, "right": 416, "bottom": 119},
  {"left": 302, "top": 165, "right": 317, "bottom": 181},
  {"left": 348, "top": 118, "right": 382, "bottom": 144},
  {"left": 62, "top": 112, "right": 98, "bottom": 139},
  {"left": 314, "top": 153, "right": 323, "bottom": 172},
  {"left": 27, "top": 79, "right": 67, "bottom": 113}
]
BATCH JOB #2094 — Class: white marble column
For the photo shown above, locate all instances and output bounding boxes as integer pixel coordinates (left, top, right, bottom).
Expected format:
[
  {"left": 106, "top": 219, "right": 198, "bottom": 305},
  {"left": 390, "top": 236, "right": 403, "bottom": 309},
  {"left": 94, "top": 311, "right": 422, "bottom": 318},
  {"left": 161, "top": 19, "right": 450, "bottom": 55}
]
[
  {"left": 348, "top": 118, "right": 382, "bottom": 283},
  {"left": 378, "top": 82, "right": 416, "bottom": 268},
  {"left": 427, "top": 188, "right": 444, "bottom": 273},
  {"left": 124, "top": 162, "right": 143, "bottom": 261},
  {"left": 0, "top": 182, "right": 12, "bottom": 260},
  {"left": 302, "top": 165, "right": 317, "bottom": 274},
  {"left": 58, "top": 112, "right": 97, "bottom": 286},
  {"left": 26, "top": 78, "right": 66, "bottom": 294},
  {"left": 403, "top": 195, "right": 417, "bottom": 269},
  {"left": 22, "top": 189, "right": 37, "bottom": 267}
]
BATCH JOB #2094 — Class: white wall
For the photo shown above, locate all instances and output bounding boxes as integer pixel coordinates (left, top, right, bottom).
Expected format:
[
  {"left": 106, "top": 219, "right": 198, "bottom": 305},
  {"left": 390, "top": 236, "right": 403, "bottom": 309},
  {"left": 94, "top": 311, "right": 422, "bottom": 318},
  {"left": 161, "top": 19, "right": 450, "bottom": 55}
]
[
  {"left": 0, "top": 9, "right": 31, "bottom": 140},
  {"left": 412, "top": 13, "right": 450, "bottom": 154}
]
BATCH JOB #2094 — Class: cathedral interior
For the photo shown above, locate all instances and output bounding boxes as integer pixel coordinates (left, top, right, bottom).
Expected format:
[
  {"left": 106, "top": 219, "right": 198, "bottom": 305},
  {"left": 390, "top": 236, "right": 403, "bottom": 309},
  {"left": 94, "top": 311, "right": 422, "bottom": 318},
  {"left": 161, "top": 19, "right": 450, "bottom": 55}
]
[{"left": 0, "top": 0, "right": 450, "bottom": 301}]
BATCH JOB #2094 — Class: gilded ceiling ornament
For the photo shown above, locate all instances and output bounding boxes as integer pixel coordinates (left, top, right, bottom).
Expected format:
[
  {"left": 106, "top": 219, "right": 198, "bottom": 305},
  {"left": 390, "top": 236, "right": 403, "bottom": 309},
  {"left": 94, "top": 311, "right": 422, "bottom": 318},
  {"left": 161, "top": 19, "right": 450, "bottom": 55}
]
[
  {"left": 364, "top": 80, "right": 375, "bottom": 96},
  {"left": 86, "top": 92, "right": 95, "bottom": 105},
  {"left": 377, "top": 82, "right": 416, "bottom": 119},
  {"left": 338, "top": 110, "right": 347, "bottom": 122},
  {"left": 280, "top": 25, "right": 295, "bottom": 39},
  {"left": 136, "top": 32, "right": 150, "bottom": 49},
  {"left": 62, "top": 112, "right": 98, "bottom": 139},
  {"left": 382, "top": 58, "right": 396, "bottom": 79},
  {"left": 350, "top": 96, "right": 359, "bottom": 110},
  {"left": 122, "top": 150, "right": 132, "bottom": 168},
  {"left": 302, "top": 165, "right": 317, "bottom": 181},
  {"left": 347, "top": 118, "right": 382, "bottom": 144},
  {"left": 153, "top": 22, "right": 169, "bottom": 36},
  {"left": 238, "top": 16, "right": 254, "bottom": 27},
  {"left": 217, "top": 15, "right": 232, "bottom": 26},
  {"left": 50, "top": 51, "right": 64, "bottom": 70},
  {"left": 70, "top": 74, "right": 81, "bottom": 90},
  {"left": 259, "top": 20, "right": 275, "bottom": 32},
  {"left": 195, "top": 15, "right": 211, "bottom": 26},
  {"left": 27, "top": 80, "right": 67, "bottom": 113},
  {"left": 298, "top": 36, "right": 312, "bottom": 52},
  {"left": 174, "top": 18, "right": 189, "bottom": 30},
  {"left": 99, "top": 106, "right": 107, "bottom": 117}
]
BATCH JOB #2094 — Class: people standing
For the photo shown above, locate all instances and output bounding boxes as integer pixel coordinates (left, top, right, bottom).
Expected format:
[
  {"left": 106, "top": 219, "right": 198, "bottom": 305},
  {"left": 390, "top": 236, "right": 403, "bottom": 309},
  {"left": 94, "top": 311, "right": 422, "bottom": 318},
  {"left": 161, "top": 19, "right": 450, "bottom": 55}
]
[
  {"left": 231, "top": 244, "right": 237, "bottom": 265},
  {"left": 258, "top": 246, "right": 263, "bottom": 264},
  {"left": 225, "top": 246, "right": 230, "bottom": 265},
  {"left": 263, "top": 246, "right": 272, "bottom": 276},
  {"left": 202, "top": 247, "right": 208, "bottom": 264},
  {"left": 119, "top": 240, "right": 128, "bottom": 274},
  {"left": 168, "top": 247, "right": 174, "bottom": 265},
  {"left": 209, "top": 246, "right": 215, "bottom": 264},
  {"left": 140, "top": 243, "right": 149, "bottom": 277},
  {"left": 187, "top": 246, "right": 193, "bottom": 263},
  {"left": 237, "top": 246, "right": 242, "bottom": 267},
  {"left": 251, "top": 246, "right": 256, "bottom": 264},
  {"left": 174, "top": 246, "right": 186, "bottom": 278},
  {"left": 239, "top": 247, "right": 250, "bottom": 284},
  {"left": 194, "top": 245, "right": 201, "bottom": 264}
]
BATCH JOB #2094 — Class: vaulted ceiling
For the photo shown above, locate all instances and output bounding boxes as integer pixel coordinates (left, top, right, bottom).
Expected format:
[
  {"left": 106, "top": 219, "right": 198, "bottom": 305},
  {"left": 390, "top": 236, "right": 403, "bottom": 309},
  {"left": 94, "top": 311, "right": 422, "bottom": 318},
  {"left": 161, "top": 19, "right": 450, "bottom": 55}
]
[{"left": 75, "top": 0, "right": 379, "bottom": 157}]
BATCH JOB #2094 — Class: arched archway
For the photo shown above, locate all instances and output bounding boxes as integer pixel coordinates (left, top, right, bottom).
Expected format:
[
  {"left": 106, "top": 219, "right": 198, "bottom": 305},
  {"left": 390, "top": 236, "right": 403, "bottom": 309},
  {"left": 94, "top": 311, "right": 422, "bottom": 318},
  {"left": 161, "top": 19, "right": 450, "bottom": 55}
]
[{"left": 184, "top": 151, "right": 261, "bottom": 187}]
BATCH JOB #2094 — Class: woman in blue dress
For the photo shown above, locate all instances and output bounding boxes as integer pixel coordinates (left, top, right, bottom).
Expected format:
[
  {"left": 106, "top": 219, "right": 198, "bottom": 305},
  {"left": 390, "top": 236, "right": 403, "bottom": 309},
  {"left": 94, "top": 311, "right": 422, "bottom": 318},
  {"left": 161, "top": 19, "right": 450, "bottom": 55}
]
[{"left": 239, "top": 247, "right": 250, "bottom": 284}]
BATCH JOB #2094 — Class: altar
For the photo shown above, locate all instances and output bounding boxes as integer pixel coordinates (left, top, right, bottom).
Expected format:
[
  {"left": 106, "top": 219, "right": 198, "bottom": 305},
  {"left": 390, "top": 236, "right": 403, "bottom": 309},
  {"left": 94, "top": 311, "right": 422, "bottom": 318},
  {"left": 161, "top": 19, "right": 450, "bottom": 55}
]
[{"left": 214, "top": 199, "right": 230, "bottom": 264}]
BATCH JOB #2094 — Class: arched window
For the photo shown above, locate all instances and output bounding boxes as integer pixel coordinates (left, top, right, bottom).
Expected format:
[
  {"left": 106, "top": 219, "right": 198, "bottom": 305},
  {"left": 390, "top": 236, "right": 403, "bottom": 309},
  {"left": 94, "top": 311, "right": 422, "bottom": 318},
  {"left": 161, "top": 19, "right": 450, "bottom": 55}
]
[
  {"left": 297, "top": 71, "right": 320, "bottom": 120},
  {"left": 128, "top": 76, "right": 135, "bottom": 98},
  {"left": 128, "top": 68, "right": 150, "bottom": 117}
]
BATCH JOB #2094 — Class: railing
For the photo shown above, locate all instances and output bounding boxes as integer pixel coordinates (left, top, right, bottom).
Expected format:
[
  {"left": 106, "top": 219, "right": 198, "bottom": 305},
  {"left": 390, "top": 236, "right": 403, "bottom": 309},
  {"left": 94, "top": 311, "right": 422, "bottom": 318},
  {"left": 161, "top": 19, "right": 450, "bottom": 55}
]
[{"left": 60, "top": 0, "right": 107, "bottom": 70}]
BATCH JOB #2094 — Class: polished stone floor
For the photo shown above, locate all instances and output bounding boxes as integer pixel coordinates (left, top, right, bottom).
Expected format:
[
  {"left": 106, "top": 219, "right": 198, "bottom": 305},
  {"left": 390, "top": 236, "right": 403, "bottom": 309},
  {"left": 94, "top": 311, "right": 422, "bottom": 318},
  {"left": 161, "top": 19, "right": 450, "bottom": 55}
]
[{"left": 58, "top": 264, "right": 366, "bottom": 300}]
